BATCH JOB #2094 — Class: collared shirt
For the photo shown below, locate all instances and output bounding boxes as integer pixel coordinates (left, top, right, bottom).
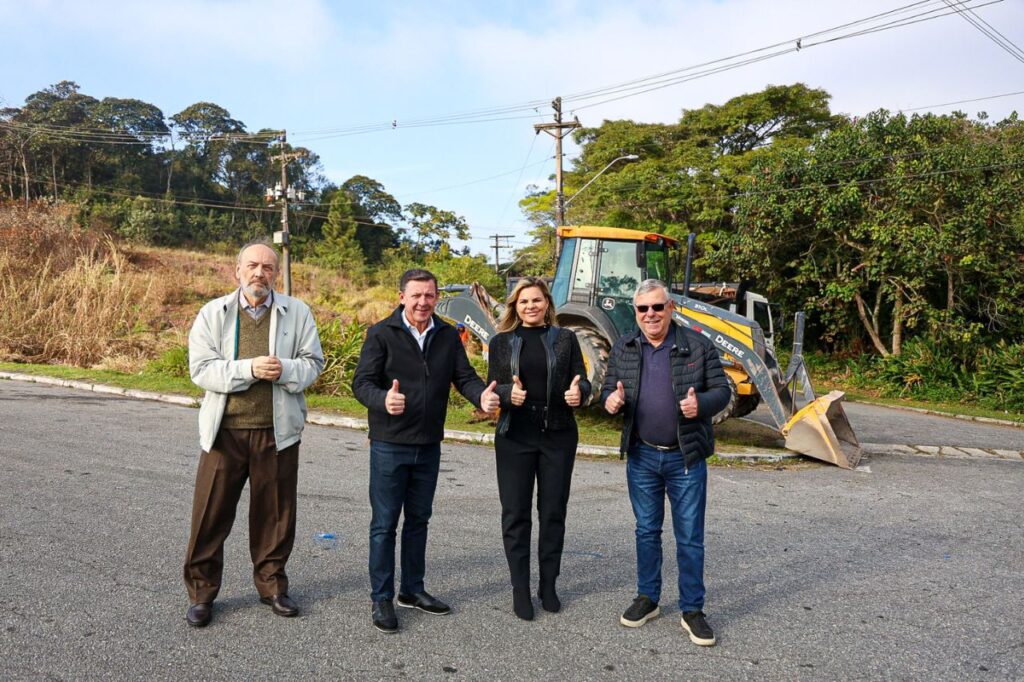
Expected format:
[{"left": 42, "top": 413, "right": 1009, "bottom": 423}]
[
  {"left": 634, "top": 334, "right": 679, "bottom": 448},
  {"left": 239, "top": 289, "right": 273, "bottom": 321},
  {"left": 189, "top": 290, "right": 325, "bottom": 453},
  {"left": 401, "top": 307, "right": 434, "bottom": 351}
]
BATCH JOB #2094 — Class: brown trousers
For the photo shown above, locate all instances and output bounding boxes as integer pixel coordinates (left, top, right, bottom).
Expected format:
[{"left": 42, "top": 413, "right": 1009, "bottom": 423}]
[{"left": 183, "top": 428, "right": 299, "bottom": 604}]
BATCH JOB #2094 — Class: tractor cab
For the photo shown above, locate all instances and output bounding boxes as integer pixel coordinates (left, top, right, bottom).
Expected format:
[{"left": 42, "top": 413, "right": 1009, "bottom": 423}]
[{"left": 551, "top": 226, "right": 677, "bottom": 337}]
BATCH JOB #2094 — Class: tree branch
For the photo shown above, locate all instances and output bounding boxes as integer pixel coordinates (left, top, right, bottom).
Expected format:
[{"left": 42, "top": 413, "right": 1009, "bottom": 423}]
[{"left": 854, "top": 291, "right": 890, "bottom": 356}]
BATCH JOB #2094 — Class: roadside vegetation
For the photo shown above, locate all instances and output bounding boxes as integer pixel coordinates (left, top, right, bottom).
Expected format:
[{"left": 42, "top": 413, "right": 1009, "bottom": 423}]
[{"left": 2, "top": 80, "right": 1022, "bottom": 434}]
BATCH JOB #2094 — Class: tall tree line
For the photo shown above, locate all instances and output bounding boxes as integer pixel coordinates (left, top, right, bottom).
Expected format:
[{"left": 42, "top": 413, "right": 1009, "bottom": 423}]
[
  {"left": 517, "top": 83, "right": 1024, "bottom": 354},
  {"left": 0, "top": 81, "right": 474, "bottom": 264}
]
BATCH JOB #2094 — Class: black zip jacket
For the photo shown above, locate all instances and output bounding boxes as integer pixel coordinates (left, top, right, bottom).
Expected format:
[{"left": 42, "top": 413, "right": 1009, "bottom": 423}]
[
  {"left": 600, "top": 322, "right": 731, "bottom": 467},
  {"left": 353, "top": 306, "right": 486, "bottom": 444},
  {"left": 487, "top": 326, "right": 590, "bottom": 436}
]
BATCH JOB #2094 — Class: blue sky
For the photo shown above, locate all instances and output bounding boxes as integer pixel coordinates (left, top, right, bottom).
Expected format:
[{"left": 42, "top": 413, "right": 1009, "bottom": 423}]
[{"left": 2, "top": 0, "right": 1023, "bottom": 258}]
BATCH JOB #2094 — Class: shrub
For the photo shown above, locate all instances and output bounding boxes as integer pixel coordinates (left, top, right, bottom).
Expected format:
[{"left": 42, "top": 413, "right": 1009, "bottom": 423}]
[
  {"left": 874, "top": 337, "right": 1024, "bottom": 412},
  {"left": 314, "top": 318, "right": 366, "bottom": 396},
  {"left": 146, "top": 345, "right": 190, "bottom": 378}
]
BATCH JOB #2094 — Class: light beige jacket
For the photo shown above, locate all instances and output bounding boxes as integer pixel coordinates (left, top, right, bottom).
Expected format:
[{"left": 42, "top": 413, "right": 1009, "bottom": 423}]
[{"left": 188, "top": 290, "right": 324, "bottom": 452}]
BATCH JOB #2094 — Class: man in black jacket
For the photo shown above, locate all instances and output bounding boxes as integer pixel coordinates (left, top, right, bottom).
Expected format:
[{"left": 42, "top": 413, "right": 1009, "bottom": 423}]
[
  {"left": 601, "top": 279, "right": 731, "bottom": 647},
  {"left": 353, "top": 268, "right": 499, "bottom": 633}
]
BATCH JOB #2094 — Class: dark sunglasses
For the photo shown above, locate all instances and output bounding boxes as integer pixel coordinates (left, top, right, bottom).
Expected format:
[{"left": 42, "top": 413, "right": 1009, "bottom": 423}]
[{"left": 634, "top": 302, "right": 668, "bottom": 313}]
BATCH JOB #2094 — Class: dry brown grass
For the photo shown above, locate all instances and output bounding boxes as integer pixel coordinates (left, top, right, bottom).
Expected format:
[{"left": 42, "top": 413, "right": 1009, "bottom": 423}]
[
  {"left": 0, "top": 202, "right": 386, "bottom": 369},
  {"left": 0, "top": 203, "right": 164, "bottom": 366}
]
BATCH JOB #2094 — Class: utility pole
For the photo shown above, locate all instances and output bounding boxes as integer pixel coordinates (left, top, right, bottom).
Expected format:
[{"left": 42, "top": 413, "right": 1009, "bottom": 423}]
[
  {"left": 491, "top": 234, "right": 514, "bottom": 273},
  {"left": 265, "top": 130, "right": 306, "bottom": 296},
  {"left": 533, "top": 97, "right": 580, "bottom": 228},
  {"left": 533, "top": 97, "right": 580, "bottom": 262}
]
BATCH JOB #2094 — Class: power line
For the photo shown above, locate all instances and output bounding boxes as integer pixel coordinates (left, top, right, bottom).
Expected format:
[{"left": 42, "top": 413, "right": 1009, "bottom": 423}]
[
  {"left": 899, "top": 89, "right": 1024, "bottom": 112},
  {"left": 0, "top": 1, "right": 1002, "bottom": 148},
  {"left": 490, "top": 234, "right": 515, "bottom": 272},
  {"left": 0, "top": 120, "right": 280, "bottom": 146},
  {"left": 942, "top": 0, "right": 1024, "bottom": 64},
  {"left": 0, "top": 169, "right": 333, "bottom": 220},
  {"left": 394, "top": 158, "right": 550, "bottom": 200},
  {"left": 563, "top": 0, "right": 1002, "bottom": 112},
  {"left": 559, "top": 131, "right": 1022, "bottom": 202}
]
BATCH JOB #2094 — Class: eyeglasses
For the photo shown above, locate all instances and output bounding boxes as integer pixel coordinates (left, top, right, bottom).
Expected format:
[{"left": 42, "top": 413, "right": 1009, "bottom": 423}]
[{"left": 634, "top": 302, "right": 669, "bottom": 313}]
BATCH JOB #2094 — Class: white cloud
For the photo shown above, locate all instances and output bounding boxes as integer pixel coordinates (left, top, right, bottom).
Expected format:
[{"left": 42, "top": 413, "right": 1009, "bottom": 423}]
[
  {"left": 15, "top": 0, "right": 334, "bottom": 65},
  {"left": 443, "top": 0, "right": 1024, "bottom": 125}
]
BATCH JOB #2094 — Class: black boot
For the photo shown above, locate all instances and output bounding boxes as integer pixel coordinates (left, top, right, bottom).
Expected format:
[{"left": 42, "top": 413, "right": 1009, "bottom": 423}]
[
  {"left": 538, "top": 579, "right": 561, "bottom": 613},
  {"left": 513, "top": 586, "right": 534, "bottom": 621}
]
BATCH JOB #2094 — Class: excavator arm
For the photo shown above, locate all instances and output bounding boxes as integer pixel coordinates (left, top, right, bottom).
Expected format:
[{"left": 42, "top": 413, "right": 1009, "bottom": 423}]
[{"left": 673, "top": 298, "right": 861, "bottom": 469}]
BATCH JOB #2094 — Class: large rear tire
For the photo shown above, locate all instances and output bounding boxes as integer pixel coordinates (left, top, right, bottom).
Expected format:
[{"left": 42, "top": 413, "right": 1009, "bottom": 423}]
[
  {"left": 733, "top": 394, "right": 760, "bottom": 419},
  {"left": 572, "top": 326, "right": 610, "bottom": 406},
  {"left": 711, "top": 374, "right": 738, "bottom": 425}
]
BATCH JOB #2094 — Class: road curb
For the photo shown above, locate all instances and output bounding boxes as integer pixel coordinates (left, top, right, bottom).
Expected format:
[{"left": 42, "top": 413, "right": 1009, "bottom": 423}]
[
  {"left": 3, "top": 371, "right": 787, "bottom": 461},
  {"left": 4, "top": 371, "right": 1019, "bottom": 463},
  {"left": 851, "top": 398, "right": 1022, "bottom": 429},
  {"left": 861, "top": 441, "right": 1023, "bottom": 462}
]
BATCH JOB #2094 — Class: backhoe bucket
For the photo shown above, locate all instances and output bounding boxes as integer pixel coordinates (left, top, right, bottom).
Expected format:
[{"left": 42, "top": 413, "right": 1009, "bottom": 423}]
[{"left": 782, "top": 391, "right": 862, "bottom": 469}]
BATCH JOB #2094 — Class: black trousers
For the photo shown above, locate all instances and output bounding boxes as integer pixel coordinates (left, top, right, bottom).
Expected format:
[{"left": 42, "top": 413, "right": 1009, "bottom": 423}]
[{"left": 494, "top": 421, "right": 577, "bottom": 589}]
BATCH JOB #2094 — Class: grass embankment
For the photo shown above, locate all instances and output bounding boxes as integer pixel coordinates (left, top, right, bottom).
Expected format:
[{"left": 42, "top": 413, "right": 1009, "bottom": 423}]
[
  {"left": 808, "top": 356, "right": 1024, "bottom": 425},
  {"left": 3, "top": 204, "right": 1016, "bottom": 457},
  {"left": 0, "top": 360, "right": 787, "bottom": 452},
  {"left": 0, "top": 204, "right": 791, "bottom": 453}
]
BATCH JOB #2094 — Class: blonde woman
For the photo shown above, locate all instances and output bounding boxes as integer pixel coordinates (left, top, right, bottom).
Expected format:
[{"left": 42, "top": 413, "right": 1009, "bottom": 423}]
[{"left": 486, "top": 277, "right": 591, "bottom": 620}]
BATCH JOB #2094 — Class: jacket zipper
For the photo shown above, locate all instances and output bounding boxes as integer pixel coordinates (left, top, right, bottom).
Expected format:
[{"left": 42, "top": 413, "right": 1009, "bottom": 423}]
[{"left": 542, "top": 328, "right": 558, "bottom": 430}]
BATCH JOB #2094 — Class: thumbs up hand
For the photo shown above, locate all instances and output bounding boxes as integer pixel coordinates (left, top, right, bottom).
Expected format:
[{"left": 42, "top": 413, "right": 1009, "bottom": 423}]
[
  {"left": 480, "top": 380, "right": 501, "bottom": 414},
  {"left": 564, "top": 374, "right": 583, "bottom": 407},
  {"left": 385, "top": 379, "right": 405, "bottom": 415},
  {"left": 510, "top": 375, "right": 527, "bottom": 407},
  {"left": 605, "top": 380, "right": 626, "bottom": 415},
  {"left": 680, "top": 386, "right": 699, "bottom": 418}
]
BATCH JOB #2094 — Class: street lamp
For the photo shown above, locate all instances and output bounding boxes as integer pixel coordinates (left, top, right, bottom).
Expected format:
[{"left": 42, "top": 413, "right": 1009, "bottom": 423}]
[
  {"left": 555, "top": 154, "right": 639, "bottom": 261},
  {"left": 563, "top": 154, "right": 639, "bottom": 217}
]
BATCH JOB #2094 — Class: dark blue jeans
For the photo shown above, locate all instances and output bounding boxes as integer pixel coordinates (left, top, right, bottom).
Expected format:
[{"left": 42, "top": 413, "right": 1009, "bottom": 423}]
[
  {"left": 368, "top": 440, "right": 441, "bottom": 602},
  {"left": 626, "top": 442, "right": 708, "bottom": 611}
]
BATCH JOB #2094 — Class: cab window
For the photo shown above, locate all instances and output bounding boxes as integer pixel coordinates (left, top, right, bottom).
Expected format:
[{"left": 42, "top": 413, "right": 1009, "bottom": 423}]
[{"left": 644, "top": 242, "right": 670, "bottom": 283}]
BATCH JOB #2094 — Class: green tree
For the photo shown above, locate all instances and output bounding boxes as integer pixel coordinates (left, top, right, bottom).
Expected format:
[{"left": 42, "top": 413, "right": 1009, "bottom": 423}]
[
  {"left": 710, "top": 110, "right": 1024, "bottom": 354},
  {"left": 169, "top": 102, "right": 245, "bottom": 200},
  {"left": 340, "top": 175, "right": 401, "bottom": 263},
  {"left": 312, "top": 191, "right": 365, "bottom": 275},
  {"left": 564, "top": 83, "right": 838, "bottom": 240},
  {"left": 402, "top": 202, "right": 470, "bottom": 253},
  {"left": 511, "top": 186, "right": 557, "bottom": 276},
  {"left": 13, "top": 81, "right": 98, "bottom": 199},
  {"left": 88, "top": 97, "right": 169, "bottom": 192}
]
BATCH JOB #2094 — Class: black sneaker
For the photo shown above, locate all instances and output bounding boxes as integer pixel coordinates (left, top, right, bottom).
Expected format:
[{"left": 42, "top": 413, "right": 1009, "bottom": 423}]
[
  {"left": 619, "top": 595, "right": 660, "bottom": 627},
  {"left": 371, "top": 600, "right": 398, "bottom": 633},
  {"left": 681, "top": 610, "right": 716, "bottom": 646},
  {"left": 397, "top": 591, "right": 451, "bottom": 615}
]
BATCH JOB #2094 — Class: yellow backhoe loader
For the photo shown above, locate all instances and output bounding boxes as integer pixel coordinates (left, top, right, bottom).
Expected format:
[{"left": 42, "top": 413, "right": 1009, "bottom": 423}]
[{"left": 436, "top": 226, "right": 861, "bottom": 469}]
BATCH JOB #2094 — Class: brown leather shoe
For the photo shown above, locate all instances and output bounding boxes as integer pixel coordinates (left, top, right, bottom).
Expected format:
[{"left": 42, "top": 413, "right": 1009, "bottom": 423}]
[
  {"left": 186, "top": 602, "right": 212, "bottom": 627},
  {"left": 260, "top": 593, "right": 299, "bottom": 617}
]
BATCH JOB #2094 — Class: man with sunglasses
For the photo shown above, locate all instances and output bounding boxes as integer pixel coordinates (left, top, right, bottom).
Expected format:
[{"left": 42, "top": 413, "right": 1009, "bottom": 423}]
[{"left": 601, "top": 279, "right": 731, "bottom": 646}]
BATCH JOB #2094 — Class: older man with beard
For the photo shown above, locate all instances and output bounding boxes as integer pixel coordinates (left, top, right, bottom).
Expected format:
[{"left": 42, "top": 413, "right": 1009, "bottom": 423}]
[{"left": 182, "top": 239, "right": 323, "bottom": 628}]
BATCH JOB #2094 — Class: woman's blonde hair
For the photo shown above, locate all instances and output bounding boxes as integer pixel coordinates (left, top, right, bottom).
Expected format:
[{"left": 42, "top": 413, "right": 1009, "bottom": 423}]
[{"left": 496, "top": 277, "right": 557, "bottom": 332}]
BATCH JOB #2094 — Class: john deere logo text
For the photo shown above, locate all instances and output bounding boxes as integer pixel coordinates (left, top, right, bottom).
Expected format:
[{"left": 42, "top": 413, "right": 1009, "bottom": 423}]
[
  {"left": 464, "top": 315, "right": 489, "bottom": 341},
  {"left": 715, "top": 334, "right": 745, "bottom": 358}
]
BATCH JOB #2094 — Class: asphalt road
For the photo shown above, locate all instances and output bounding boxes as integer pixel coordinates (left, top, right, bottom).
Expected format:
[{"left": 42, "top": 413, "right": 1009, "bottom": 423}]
[
  {"left": 746, "top": 400, "right": 1023, "bottom": 451},
  {"left": 2, "top": 379, "right": 1022, "bottom": 681}
]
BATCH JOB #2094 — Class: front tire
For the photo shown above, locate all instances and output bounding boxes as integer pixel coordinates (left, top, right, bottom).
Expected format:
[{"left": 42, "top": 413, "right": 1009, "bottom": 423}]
[{"left": 572, "top": 326, "right": 610, "bottom": 407}]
